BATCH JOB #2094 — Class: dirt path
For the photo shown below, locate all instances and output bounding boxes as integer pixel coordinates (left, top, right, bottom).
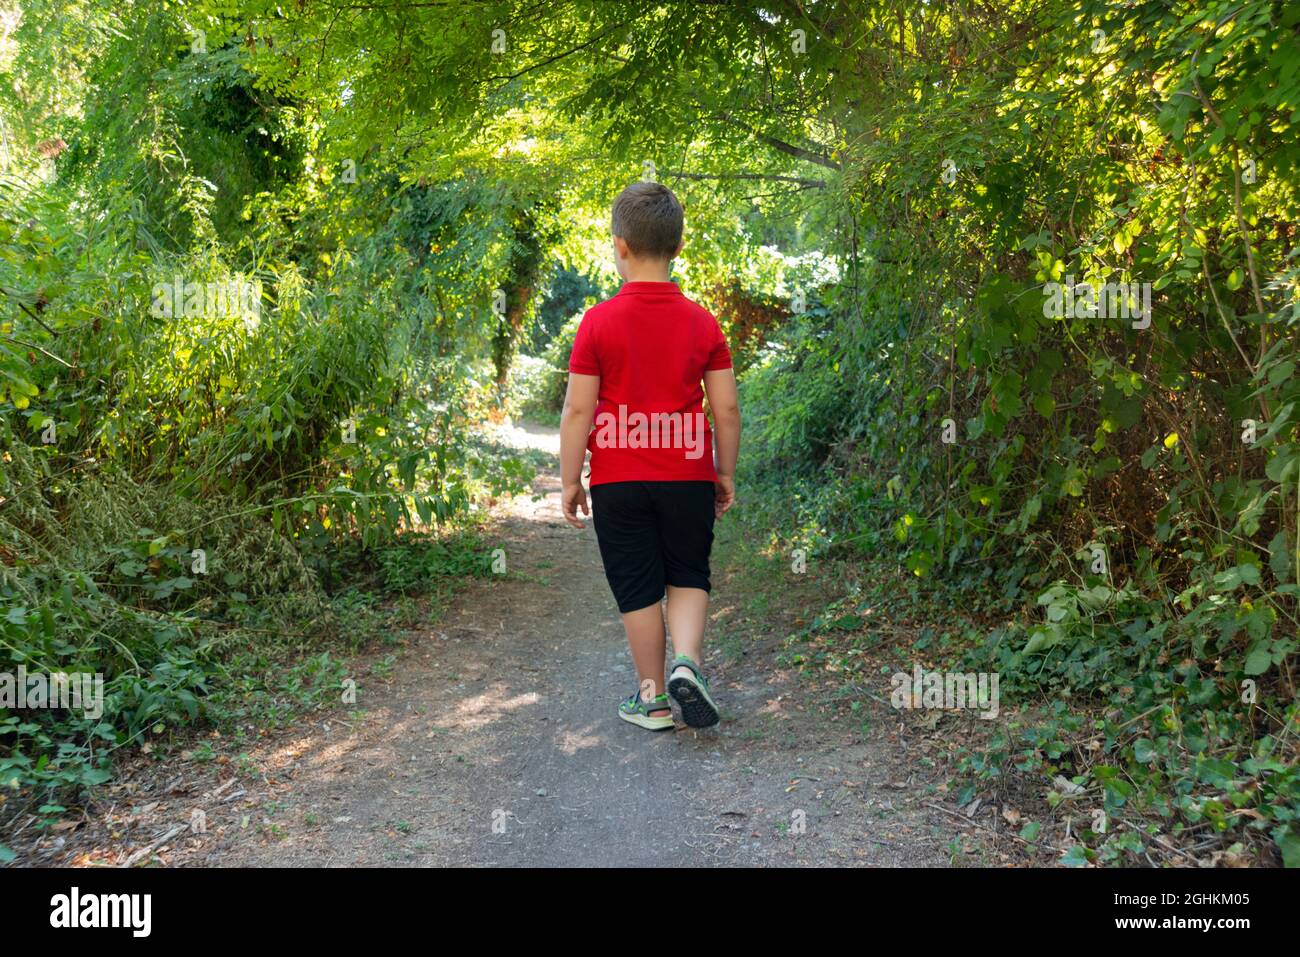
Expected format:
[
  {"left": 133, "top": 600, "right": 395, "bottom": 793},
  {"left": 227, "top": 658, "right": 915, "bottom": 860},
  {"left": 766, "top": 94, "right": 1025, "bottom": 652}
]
[{"left": 24, "top": 424, "right": 963, "bottom": 867}]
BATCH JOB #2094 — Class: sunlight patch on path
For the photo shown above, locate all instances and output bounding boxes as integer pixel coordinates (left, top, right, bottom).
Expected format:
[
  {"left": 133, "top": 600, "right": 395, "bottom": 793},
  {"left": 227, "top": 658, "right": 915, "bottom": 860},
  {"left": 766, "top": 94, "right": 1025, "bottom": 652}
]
[
  {"left": 489, "top": 418, "right": 560, "bottom": 455},
  {"left": 441, "top": 685, "right": 541, "bottom": 732}
]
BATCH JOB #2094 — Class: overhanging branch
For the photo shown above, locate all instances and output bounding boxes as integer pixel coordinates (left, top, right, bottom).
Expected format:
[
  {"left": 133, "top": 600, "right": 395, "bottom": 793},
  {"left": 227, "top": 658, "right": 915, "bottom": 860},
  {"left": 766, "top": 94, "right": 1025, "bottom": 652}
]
[
  {"left": 662, "top": 171, "right": 826, "bottom": 188},
  {"left": 715, "top": 113, "right": 841, "bottom": 171}
]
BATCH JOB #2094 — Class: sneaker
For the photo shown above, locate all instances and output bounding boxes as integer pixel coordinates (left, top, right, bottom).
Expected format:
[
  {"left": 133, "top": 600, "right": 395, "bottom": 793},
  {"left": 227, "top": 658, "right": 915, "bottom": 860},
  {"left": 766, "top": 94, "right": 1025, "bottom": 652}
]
[
  {"left": 618, "top": 687, "right": 675, "bottom": 731},
  {"left": 667, "top": 655, "right": 719, "bottom": 728}
]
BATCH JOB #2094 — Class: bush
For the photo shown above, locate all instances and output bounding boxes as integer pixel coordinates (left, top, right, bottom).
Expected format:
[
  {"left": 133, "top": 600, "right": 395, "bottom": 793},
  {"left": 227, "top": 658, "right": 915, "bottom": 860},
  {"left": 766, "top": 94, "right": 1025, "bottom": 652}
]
[{"left": 515, "top": 312, "right": 582, "bottom": 421}]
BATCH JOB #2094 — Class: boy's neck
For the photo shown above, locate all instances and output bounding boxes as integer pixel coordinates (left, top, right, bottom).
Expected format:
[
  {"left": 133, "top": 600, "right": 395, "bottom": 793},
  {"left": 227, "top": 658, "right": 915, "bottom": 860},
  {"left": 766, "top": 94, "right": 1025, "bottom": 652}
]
[{"left": 622, "top": 259, "right": 674, "bottom": 283}]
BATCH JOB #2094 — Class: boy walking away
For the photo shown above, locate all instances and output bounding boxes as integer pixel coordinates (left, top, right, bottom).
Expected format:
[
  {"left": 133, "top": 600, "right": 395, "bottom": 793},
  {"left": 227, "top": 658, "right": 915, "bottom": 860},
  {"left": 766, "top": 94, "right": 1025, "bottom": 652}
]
[{"left": 560, "top": 182, "right": 741, "bottom": 731}]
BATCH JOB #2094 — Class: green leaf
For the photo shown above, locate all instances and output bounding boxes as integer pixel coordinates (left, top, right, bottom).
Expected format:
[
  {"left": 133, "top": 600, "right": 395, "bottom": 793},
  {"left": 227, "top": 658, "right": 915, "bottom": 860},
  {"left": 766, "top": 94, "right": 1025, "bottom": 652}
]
[
  {"left": 1266, "top": 446, "right": 1299, "bottom": 484},
  {"left": 1213, "top": 564, "right": 1260, "bottom": 592},
  {"left": 1244, "top": 646, "right": 1272, "bottom": 676},
  {"left": 1274, "top": 825, "right": 1300, "bottom": 869},
  {"left": 1060, "top": 844, "right": 1090, "bottom": 867},
  {"left": 1268, "top": 361, "right": 1295, "bottom": 387}
]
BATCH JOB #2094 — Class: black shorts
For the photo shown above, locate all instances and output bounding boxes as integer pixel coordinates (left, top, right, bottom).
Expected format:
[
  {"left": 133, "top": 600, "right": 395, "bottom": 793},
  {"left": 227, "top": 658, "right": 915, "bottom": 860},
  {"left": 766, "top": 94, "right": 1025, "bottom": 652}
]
[{"left": 590, "top": 481, "right": 716, "bottom": 614}]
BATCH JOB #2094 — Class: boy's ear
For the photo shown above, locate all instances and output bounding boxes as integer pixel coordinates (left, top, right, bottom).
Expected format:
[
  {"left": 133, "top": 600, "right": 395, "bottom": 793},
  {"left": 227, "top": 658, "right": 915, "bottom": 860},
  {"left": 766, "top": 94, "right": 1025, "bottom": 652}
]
[{"left": 613, "top": 234, "right": 631, "bottom": 260}]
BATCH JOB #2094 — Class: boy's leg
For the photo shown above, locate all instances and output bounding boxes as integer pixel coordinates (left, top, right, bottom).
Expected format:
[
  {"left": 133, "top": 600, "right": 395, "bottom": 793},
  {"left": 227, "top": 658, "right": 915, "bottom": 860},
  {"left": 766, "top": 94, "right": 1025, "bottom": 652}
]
[
  {"left": 665, "top": 585, "right": 720, "bottom": 728},
  {"left": 654, "top": 481, "right": 717, "bottom": 664},
  {"left": 591, "top": 482, "right": 671, "bottom": 717},
  {"left": 665, "top": 585, "right": 708, "bottom": 664},
  {"left": 654, "top": 481, "right": 721, "bottom": 728},
  {"left": 622, "top": 603, "right": 669, "bottom": 714}
]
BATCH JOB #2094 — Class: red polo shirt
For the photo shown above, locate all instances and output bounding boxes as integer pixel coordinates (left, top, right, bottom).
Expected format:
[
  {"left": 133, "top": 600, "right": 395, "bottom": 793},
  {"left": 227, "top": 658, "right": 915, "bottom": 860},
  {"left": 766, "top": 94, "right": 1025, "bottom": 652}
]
[{"left": 568, "top": 281, "right": 732, "bottom": 486}]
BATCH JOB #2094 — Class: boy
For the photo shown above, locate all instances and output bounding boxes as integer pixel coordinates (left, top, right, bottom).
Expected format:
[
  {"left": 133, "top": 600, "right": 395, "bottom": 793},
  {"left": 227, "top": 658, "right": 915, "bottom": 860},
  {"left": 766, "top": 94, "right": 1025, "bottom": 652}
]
[{"left": 560, "top": 181, "right": 741, "bottom": 731}]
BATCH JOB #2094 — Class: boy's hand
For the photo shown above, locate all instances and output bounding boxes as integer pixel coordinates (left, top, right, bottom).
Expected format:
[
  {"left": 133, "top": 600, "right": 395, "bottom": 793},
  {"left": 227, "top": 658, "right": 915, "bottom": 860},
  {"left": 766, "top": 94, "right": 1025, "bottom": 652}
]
[
  {"left": 714, "top": 474, "right": 735, "bottom": 518},
  {"left": 562, "top": 482, "right": 590, "bottom": 529}
]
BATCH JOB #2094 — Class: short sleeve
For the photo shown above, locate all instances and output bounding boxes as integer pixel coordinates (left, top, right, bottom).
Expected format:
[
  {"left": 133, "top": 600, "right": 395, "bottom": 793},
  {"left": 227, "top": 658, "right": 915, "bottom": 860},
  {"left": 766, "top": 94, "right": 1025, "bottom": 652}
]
[
  {"left": 568, "top": 312, "right": 600, "bottom": 375},
  {"left": 705, "top": 317, "right": 732, "bottom": 371}
]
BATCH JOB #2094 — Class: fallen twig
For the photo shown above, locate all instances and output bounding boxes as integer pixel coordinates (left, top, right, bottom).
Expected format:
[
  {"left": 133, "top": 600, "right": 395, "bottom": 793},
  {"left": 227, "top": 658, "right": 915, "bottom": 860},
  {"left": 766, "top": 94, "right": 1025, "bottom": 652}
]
[
  {"left": 926, "top": 801, "right": 1063, "bottom": 854},
  {"left": 124, "top": 824, "right": 185, "bottom": 867}
]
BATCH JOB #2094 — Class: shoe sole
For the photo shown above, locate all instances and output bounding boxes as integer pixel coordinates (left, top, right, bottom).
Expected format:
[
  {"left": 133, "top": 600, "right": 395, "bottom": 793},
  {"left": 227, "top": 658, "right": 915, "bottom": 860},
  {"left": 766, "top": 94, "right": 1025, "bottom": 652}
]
[
  {"left": 618, "top": 709, "right": 675, "bottom": 731},
  {"left": 668, "top": 672, "right": 719, "bottom": 728}
]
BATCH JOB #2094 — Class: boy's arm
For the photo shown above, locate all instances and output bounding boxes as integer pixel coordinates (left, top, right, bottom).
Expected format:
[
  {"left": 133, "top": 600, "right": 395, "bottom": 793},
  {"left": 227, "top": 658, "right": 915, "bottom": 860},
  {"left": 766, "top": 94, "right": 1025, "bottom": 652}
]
[
  {"left": 703, "top": 367, "right": 741, "bottom": 517},
  {"left": 560, "top": 372, "right": 600, "bottom": 529}
]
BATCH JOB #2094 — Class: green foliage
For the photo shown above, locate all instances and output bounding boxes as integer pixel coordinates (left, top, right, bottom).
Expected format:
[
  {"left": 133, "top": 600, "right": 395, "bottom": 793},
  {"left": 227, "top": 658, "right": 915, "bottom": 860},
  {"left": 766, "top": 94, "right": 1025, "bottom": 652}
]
[
  {"left": 529, "top": 266, "right": 603, "bottom": 353},
  {"left": 740, "top": 305, "right": 852, "bottom": 478},
  {"left": 727, "top": 0, "right": 1300, "bottom": 863},
  {"left": 515, "top": 313, "right": 583, "bottom": 420},
  {"left": 0, "top": 0, "right": 538, "bottom": 810}
]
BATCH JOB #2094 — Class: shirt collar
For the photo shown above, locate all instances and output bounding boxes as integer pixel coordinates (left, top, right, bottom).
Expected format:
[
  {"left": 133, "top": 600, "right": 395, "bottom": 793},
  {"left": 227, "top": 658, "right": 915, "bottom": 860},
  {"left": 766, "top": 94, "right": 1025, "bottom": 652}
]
[{"left": 616, "top": 281, "right": 683, "bottom": 296}]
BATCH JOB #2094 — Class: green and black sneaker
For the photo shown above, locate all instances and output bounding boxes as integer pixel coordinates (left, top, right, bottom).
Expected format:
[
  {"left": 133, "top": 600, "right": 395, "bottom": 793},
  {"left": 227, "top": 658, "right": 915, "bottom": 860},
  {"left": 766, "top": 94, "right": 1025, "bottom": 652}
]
[
  {"left": 667, "top": 654, "right": 719, "bottom": 728},
  {"left": 618, "top": 687, "right": 675, "bottom": 731}
]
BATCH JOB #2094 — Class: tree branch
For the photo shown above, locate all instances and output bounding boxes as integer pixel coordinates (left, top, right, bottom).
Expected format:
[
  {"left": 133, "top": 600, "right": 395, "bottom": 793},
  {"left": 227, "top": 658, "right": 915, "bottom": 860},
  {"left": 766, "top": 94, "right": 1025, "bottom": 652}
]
[
  {"left": 715, "top": 113, "right": 841, "bottom": 170},
  {"left": 662, "top": 170, "right": 826, "bottom": 188}
]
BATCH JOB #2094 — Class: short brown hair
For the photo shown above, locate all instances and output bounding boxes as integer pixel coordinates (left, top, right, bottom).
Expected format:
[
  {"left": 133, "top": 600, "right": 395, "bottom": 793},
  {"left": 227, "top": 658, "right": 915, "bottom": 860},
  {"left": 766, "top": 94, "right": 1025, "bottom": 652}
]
[{"left": 611, "top": 182, "right": 683, "bottom": 259}]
